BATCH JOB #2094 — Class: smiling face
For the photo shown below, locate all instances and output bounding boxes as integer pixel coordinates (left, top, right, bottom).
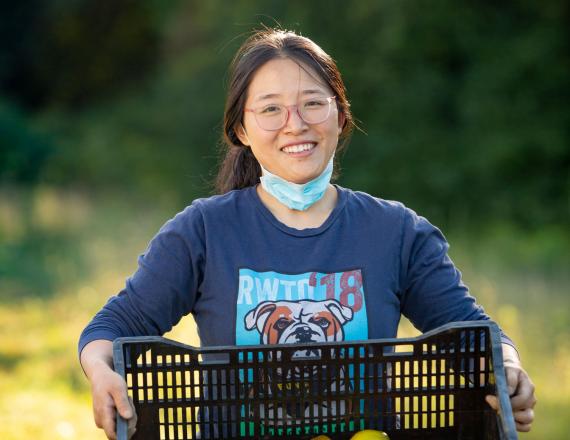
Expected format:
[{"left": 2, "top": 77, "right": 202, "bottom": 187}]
[{"left": 237, "top": 58, "right": 344, "bottom": 184}]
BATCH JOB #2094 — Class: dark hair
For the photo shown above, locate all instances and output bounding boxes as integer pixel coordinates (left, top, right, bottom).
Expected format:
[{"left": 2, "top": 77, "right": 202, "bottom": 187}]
[{"left": 215, "top": 28, "right": 354, "bottom": 194}]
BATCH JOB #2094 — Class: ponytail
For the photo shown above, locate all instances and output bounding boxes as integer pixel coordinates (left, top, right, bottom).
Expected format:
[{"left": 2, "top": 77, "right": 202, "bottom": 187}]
[{"left": 215, "top": 145, "right": 261, "bottom": 194}]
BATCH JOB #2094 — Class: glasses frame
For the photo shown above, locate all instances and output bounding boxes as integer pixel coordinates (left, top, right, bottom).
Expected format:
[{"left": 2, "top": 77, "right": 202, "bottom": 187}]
[{"left": 244, "top": 96, "right": 337, "bottom": 131}]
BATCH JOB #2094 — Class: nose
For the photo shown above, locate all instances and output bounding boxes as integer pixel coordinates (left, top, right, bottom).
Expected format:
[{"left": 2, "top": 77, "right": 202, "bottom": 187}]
[
  {"left": 283, "top": 105, "right": 309, "bottom": 133},
  {"left": 294, "top": 326, "right": 314, "bottom": 342}
]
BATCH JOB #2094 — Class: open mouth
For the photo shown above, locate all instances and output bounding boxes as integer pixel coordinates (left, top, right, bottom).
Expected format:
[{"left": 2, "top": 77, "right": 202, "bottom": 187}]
[{"left": 281, "top": 143, "right": 316, "bottom": 154}]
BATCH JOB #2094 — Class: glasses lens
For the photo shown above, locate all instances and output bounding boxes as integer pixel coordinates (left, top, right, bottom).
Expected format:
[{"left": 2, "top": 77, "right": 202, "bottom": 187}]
[
  {"left": 255, "top": 105, "right": 287, "bottom": 130},
  {"left": 299, "top": 98, "right": 332, "bottom": 124}
]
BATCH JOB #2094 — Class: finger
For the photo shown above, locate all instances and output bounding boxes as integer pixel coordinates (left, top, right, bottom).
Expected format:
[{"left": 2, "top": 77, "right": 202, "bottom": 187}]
[
  {"left": 485, "top": 395, "right": 499, "bottom": 411},
  {"left": 111, "top": 385, "right": 133, "bottom": 420},
  {"left": 101, "top": 399, "right": 118, "bottom": 440},
  {"left": 127, "top": 420, "right": 137, "bottom": 440},
  {"left": 514, "top": 408, "right": 534, "bottom": 426},
  {"left": 504, "top": 367, "right": 520, "bottom": 397},
  {"left": 516, "top": 421, "right": 532, "bottom": 432},
  {"left": 487, "top": 395, "right": 534, "bottom": 432},
  {"left": 94, "top": 394, "right": 117, "bottom": 440},
  {"left": 510, "top": 376, "right": 536, "bottom": 410},
  {"left": 127, "top": 397, "right": 138, "bottom": 439},
  {"left": 102, "top": 412, "right": 117, "bottom": 440}
]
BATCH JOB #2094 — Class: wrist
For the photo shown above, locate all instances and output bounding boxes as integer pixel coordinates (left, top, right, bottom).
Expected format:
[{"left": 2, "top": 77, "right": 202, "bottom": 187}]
[
  {"left": 80, "top": 339, "right": 114, "bottom": 380},
  {"left": 502, "top": 343, "right": 521, "bottom": 366},
  {"left": 85, "top": 358, "right": 115, "bottom": 383}
]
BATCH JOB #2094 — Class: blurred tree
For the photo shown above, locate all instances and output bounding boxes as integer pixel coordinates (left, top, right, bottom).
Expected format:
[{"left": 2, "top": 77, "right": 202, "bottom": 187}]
[
  {"left": 0, "top": 0, "right": 568, "bottom": 229},
  {"left": 299, "top": 0, "right": 570, "bottom": 228},
  {"left": 0, "top": 0, "right": 161, "bottom": 110},
  {"left": 0, "top": 100, "right": 53, "bottom": 183}
]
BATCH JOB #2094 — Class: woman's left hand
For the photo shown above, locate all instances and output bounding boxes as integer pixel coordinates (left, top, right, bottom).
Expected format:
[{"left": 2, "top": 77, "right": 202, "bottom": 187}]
[{"left": 486, "top": 344, "right": 537, "bottom": 432}]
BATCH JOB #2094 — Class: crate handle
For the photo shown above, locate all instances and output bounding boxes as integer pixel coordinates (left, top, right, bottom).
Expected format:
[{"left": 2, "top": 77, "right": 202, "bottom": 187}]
[{"left": 198, "top": 352, "right": 231, "bottom": 365}]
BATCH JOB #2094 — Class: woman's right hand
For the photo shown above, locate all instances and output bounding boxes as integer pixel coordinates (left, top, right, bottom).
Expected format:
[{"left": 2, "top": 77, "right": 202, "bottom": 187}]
[
  {"left": 81, "top": 340, "right": 137, "bottom": 439},
  {"left": 90, "top": 362, "right": 137, "bottom": 439}
]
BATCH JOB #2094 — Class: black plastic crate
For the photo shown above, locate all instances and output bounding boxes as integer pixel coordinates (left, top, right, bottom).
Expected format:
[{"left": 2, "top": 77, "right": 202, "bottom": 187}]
[{"left": 113, "top": 321, "right": 517, "bottom": 439}]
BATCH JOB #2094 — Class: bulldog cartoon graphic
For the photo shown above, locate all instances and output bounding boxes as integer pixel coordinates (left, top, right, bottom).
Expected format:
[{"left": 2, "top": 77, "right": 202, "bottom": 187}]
[
  {"left": 244, "top": 299, "right": 354, "bottom": 345},
  {"left": 243, "top": 299, "right": 355, "bottom": 421}
]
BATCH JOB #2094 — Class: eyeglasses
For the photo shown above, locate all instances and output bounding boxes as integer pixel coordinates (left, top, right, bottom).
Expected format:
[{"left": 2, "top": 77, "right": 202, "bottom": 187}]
[{"left": 244, "top": 96, "right": 336, "bottom": 131}]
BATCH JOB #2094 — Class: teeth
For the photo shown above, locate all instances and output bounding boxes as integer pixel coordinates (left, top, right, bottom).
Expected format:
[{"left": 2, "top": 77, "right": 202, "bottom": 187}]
[{"left": 282, "top": 143, "right": 315, "bottom": 153}]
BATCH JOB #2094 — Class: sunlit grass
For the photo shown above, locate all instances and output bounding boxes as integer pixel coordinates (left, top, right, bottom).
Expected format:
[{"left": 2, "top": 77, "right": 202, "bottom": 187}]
[{"left": 0, "top": 187, "right": 567, "bottom": 439}]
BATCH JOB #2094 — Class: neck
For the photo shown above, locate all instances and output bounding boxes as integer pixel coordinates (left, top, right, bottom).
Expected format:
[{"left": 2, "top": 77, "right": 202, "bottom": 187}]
[{"left": 257, "top": 184, "right": 338, "bottom": 229}]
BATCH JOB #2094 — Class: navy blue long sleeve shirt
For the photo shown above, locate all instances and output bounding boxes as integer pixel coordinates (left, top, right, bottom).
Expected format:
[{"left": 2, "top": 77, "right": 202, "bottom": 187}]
[{"left": 79, "top": 185, "right": 514, "bottom": 354}]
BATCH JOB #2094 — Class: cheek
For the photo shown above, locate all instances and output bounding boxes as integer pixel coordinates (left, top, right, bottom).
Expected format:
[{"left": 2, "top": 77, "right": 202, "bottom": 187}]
[
  {"left": 321, "top": 118, "right": 341, "bottom": 142},
  {"left": 249, "top": 136, "right": 281, "bottom": 170},
  {"left": 246, "top": 127, "right": 276, "bottom": 151}
]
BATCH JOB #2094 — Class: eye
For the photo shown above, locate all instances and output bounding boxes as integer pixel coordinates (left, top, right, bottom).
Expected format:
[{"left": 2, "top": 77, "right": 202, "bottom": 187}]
[
  {"left": 274, "top": 318, "right": 291, "bottom": 331},
  {"left": 310, "top": 317, "right": 329, "bottom": 329},
  {"left": 259, "top": 104, "right": 283, "bottom": 115},
  {"left": 303, "top": 99, "right": 326, "bottom": 109}
]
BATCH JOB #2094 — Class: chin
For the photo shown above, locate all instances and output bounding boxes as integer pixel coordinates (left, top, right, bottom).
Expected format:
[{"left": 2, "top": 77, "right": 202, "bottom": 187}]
[
  {"left": 291, "top": 177, "right": 314, "bottom": 184},
  {"left": 288, "top": 168, "right": 324, "bottom": 184}
]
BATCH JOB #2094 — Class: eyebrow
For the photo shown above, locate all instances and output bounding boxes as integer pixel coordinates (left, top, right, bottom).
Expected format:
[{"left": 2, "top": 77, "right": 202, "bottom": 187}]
[{"left": 254, "top": 89, "right": 327, "bottom": 102}]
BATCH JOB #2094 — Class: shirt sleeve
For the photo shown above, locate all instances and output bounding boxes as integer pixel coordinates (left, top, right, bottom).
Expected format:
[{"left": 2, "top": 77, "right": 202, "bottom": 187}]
[
  {"left": 398, "top": 207, "right": 516, "bottom": 349},
  {"left": 78, "top": 203, "right": 206, "bottom": 357}
]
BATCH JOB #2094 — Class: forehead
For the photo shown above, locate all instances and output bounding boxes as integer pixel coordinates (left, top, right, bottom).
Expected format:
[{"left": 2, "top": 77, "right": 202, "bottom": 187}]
[{"left": 247, "top": 58, "right": 332, "bottom": 102}]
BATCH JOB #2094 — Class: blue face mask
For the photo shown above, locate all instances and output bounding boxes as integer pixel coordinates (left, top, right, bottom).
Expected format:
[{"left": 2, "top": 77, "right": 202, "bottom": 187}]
[{"left": 259, "top": 156, "right": 334, "bottom": 211}]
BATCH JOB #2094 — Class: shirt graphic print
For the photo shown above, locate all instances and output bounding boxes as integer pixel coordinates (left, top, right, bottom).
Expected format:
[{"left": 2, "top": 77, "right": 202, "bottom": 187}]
[
  {"left": 237, "top": 268, "right": 368, "bottom": 345},
  {"left": 236, "top": 268, "right": 368, "bottom": 431}
]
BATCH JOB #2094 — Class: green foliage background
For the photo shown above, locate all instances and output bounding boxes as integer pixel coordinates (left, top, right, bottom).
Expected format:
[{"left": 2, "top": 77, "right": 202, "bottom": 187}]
[
  {"left": 0, "top": 1, "right": 568, "bottom": 439},
  {"left": 2, "top": 0, "right": 568, "bottom": 228}
]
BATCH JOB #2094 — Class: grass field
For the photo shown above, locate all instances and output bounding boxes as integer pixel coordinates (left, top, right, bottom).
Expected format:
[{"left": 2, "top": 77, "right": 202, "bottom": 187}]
[{"left": 0, "top": 187, "right": 568, "bottom": 439}]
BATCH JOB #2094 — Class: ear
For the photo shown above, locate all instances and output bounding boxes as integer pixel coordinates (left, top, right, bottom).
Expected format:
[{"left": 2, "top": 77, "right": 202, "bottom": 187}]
[
  {"left": 236, "top": 124, "right": 250, "bottom": 147},
  {"left": 325, "top": 300, "right": 353, "bottom": 324},
  {"left": 337, "top": 111, "right": 346, "bottom": 135},
  {"left": 244, "top": 301, "right": 276, "bottom": 332}
]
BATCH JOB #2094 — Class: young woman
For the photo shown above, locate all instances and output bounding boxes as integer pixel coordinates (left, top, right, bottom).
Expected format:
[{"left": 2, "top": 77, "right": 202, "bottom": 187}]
[{"left": 79, "top": 29, "right": 536, "bottom": 439}]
